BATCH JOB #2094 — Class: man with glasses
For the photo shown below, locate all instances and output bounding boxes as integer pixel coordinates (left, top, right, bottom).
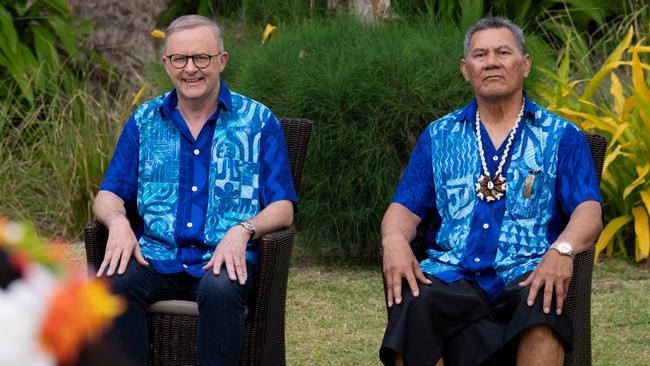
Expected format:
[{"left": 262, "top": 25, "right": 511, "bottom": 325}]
[{"left": 93, "top": 15, "right": 296, "bottom": 366}]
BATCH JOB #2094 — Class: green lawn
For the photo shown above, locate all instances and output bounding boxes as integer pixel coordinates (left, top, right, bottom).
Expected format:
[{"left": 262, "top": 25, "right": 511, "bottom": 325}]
[
  {"left": 64, "top": 244, "right": 648, "bottom": 364},
  {"left": 286, "top": 259, "right": 650, "bottom": 366}
]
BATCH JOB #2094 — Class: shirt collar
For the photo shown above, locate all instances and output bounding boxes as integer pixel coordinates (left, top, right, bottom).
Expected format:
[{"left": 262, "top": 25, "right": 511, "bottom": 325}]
[
  {"left": 457, "top": 91, "right": 538, "bottom": 125},
  {"left": 160, "top": 80, "right": 232, "bottom": 119}
]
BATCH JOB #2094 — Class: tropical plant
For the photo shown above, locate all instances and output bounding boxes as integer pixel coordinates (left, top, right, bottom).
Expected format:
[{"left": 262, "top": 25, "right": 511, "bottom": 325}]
[
  {"left": 0, "top": 0, "right": 93, "bottom": 104},
  {"left": 536, "top": 26, "right": 650, "bottom": 262}
]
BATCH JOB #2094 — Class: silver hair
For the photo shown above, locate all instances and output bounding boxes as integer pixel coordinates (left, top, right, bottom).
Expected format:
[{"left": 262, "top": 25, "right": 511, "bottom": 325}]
[
  {"left": 463, "top": 17, "right": 525, "bottom": 58},
  {"left": 165, "top": 15, "right": 224, "bottom": 50}
]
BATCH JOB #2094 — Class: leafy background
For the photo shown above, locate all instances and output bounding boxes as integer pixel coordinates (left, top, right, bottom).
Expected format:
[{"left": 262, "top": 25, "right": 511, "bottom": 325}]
[{"left": 0, "top": 0, "right": 648, "bottom": 264}]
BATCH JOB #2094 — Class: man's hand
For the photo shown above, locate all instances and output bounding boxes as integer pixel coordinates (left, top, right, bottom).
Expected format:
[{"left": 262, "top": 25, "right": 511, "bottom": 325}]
[
  {"left": 96, "top": 216, "right": 148, "bottom": 277},
  {"left": 202, "top": 225, "right": 249, "bottom": 285},
  {"left": 382, "top": 236, "right": 432, "bottom": 307},
  {"left": 519, "top": 250, "right": 573, "bottom": 315}
]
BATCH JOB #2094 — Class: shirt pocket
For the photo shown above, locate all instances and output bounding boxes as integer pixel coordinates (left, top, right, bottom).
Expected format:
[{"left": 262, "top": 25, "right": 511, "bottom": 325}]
[{"left": 506, "top": 167, "right": 544, "bottom": 219}]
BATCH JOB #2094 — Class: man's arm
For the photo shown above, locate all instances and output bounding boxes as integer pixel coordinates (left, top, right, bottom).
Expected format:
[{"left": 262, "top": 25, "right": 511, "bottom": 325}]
[
  {"left": 93, "top": 190, "right": 148, "bottom": 277},
  {"left": 202, "top": 199, "right": 293, "bottom": 285},
  {"left": 382, "top": 203, "right": 432, "bottom": 307},
  {"left": 520, "top": 200, "right": 602, "bottom": 315}
]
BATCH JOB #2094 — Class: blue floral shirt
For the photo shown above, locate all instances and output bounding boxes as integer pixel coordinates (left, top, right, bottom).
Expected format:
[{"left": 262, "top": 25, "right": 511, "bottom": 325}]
[
  {"left": 100, "top": 82, "right": 297, "bottom": 277},
  {"left": 392, "top": 93, "right": 601, "bottom": 300}
]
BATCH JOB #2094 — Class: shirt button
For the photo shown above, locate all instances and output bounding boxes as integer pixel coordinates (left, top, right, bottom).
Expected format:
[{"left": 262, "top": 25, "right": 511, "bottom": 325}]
[
  {"left": 194, "top": 149, "right": 200, "bottom": 156},
  {"left": 482, "top": 223, "right": 489, "bottom": 229},
  {"left": 182, "top": 264, "right": 188, "bottom": 269},
  {"left": 186, "top": 222, "right": 193, "bottom": 228},
  {"left": 492, "top": 155, "right": 498, "bottom": 161},
  {"left": 474, "top": 257, "right": 481, "bottom": 263},
  {"left": 191, "top": 186, "right": 198, "bottom": 192}
]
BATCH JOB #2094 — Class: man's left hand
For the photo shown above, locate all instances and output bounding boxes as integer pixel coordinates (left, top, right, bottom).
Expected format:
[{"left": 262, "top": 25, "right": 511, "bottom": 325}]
[
  {"left": 202, "top": 225, "right": 250, "bottom": 285},
  {"left": 519, "top": 250, "right": 573, "bottom": 315}
]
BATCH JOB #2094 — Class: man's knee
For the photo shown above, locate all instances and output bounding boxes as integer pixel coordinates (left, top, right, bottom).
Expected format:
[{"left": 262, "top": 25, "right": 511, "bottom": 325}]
[
  {"left": 197, "top": 270, "right": 247, "bottom": 308},
  {"left": 518, "top": 324, "right": 565, "bottom": 365},
  {"left": 519, "top": 323, "right": 562, "bottom": 348},
  {"left": 104, "top": 258, "right": 149, "bottom": 296}
]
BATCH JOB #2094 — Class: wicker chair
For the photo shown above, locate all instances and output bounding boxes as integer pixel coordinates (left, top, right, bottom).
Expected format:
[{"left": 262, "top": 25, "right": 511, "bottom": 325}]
[
  {"left": 380, "top": 133, "right": 606, "bottom": 366},
  {"left": 85, "top": 118, "right": 313, "bottom": 366}
]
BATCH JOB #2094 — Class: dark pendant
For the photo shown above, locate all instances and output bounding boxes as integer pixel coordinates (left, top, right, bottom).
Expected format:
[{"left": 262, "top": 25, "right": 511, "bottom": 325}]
[{"left": 475, "top": 174, "right": 506, "bottom": 202}]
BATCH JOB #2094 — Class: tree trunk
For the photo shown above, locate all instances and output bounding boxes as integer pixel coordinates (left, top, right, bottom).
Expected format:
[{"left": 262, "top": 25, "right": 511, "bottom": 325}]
[{"left": 70, "top": 0, "right": 170, "bottom": 81}]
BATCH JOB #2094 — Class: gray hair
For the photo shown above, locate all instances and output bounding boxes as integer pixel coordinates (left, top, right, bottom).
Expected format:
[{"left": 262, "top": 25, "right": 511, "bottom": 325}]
[
  {"left": 463, "top": 17, "right": 525, "bottom": 58},
  {"left": 165, "top": 15, "right": 224, "bottom": 50}
]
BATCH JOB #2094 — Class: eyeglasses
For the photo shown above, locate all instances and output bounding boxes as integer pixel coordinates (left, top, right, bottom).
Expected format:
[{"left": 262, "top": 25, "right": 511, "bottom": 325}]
[{"left": 165, "top": 53, "right": 223, "bottom": 69}]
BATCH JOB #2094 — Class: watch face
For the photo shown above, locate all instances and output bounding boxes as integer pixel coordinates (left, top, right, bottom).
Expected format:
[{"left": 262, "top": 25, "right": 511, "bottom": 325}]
[{"left": 557, "top": 242, "right": 572, "bottom": 253}]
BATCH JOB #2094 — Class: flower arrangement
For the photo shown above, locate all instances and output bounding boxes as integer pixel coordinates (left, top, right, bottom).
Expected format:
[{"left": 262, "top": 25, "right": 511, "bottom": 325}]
[{"left": 0, "top": 217, "right": 124, "bottom": 366}]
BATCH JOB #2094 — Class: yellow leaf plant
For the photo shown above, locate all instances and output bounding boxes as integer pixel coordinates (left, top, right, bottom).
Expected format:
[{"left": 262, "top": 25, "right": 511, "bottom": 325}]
[{"left": 538, "top": 27, "right": 650, "bottom": 262}]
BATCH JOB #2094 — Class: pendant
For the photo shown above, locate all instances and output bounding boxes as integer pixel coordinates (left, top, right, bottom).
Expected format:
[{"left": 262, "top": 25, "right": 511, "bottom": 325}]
[
  {"left": 523, "top": 174, "right": 535, "bottom": 198},
  {"left": 475, "top": 174, "right": 506, "bottom": 202}
]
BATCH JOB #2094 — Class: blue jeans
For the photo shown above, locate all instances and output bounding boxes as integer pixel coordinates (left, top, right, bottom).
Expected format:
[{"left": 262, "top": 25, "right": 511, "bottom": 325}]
[{"left": 105, "top": 258, "right": 255, "bottom": 366}]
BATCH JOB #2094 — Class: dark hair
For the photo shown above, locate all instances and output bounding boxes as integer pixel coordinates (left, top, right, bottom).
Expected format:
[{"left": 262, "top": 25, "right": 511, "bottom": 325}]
[{"left": 463, "top": 16, "right": 525, "bottom": 57}]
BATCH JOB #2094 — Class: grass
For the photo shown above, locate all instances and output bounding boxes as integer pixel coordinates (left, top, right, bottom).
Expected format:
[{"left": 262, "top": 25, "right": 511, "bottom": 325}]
[
  {"left": 591, "top": 259, "right": 650, "bottom": 366},
  {"left": 286, "top": 264, "right": 386, "bottom": 365},
  {"left": 286, "top": 259, "right": 650, "bottom": 365},
  {"left": 55, "top": 243, "right": 650, "bottom": 364}
]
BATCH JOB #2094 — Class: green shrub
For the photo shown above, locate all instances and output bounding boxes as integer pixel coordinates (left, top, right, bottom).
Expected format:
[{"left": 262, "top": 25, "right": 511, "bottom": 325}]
[
  {"left": 0, "top": 66, "right": 135, "bottom": 238},
  {"left": 157, "top": 0, "right": 330, "bottom": 28},
  {"left": 223, "top": 15, "right": 553, "bottom": 262}
]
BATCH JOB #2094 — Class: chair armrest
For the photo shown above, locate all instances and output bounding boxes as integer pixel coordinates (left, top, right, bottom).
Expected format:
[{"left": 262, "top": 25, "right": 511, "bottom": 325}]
[
  {"left": 83, "top": 220, "right": 108, "bottom": 276},
  {"left": 565, "top": 246, "right": 594, "bottom": 365},
  {"left": 246, "top": 225, "right": 295, "bottom": 365}
]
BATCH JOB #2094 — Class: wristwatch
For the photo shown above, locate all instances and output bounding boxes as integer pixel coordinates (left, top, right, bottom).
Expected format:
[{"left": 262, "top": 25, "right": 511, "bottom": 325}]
[
  {"left": 238, "top": 221, "right": 256, "bottom": 240},
  {"left": 550, "top": 241, "right": 575, "bottom": 258}
]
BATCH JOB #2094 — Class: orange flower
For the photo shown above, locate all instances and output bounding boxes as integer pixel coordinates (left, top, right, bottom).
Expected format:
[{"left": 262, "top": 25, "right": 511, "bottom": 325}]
[{"left": 39, "top": 279, "right": 125, "bottom": 365}]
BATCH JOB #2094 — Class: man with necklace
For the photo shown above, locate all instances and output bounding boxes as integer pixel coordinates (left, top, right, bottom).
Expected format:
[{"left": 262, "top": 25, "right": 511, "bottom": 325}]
[{"left": 380, "top": 17, "right": 602, "bottom": 366}]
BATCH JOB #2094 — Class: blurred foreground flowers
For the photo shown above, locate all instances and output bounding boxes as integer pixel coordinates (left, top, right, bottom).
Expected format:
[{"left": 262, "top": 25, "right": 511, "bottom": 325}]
[{"left": 0, "top": 217, "right": 124, "bottom": 366}]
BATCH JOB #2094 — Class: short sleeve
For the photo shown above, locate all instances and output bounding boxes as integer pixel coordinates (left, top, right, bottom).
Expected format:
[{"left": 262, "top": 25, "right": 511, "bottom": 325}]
[
  {"left": 259, "top": 115, "right": 298, "bottom": 208},
  {"left": 391, "top": 129, "right": 436, "bottom": 218},
  {"left": 99, "top": 116, "right": 139, "bottom": 207},
  {"left": 555, "top": 126, "right": 602, "bottom": 216}
]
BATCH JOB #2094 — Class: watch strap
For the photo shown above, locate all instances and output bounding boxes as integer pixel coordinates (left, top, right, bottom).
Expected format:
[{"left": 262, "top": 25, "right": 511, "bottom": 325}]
[{"left": 238, "top": 221, "right": 256, "bottom": 240}]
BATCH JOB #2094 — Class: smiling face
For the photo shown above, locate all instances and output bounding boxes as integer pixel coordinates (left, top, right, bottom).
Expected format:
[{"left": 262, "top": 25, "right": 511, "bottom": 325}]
[
  {"left": 163, "top": 25, "right": 228, "bottom": 106},
  {"left": 460, "top": 27, "right": 531, "bottom": 101}
]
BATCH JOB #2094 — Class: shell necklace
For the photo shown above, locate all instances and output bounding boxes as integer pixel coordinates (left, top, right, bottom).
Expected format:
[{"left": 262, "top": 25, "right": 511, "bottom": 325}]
[{"left": 474, "top": 101, "right": 525, "bottom": 202}]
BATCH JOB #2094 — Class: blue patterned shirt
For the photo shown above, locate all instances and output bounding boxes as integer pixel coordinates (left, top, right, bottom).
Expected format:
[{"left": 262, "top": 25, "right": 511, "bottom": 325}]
[
  {"left": 100, "top": 82, "right": 297, "bottom": 277},
  {"left": 392, "top": 94, "right": 601, "bottom": 300}
]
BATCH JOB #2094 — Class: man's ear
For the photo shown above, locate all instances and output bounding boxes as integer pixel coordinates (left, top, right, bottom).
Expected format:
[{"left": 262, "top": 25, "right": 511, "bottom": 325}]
[
  {"left": 217, "top": 51, "right": 229, "bottom": 72},
  {"left": 523, "top": 54, "right": 532, "bottom": 78},
  {"left": 459, "top": 59, "right": 469, "bottom": 82},
  {"left": 162, "top": 56, "right": 173, "bottom": 77}
]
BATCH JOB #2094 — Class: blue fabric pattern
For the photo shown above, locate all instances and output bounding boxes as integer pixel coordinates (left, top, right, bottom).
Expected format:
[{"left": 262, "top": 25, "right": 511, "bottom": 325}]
[
  {"left": 204, "top": 92, "right": 268, "bottom": 244},
  {"left": 392, "top": 93, "right": 601, "bottom": 299},
  {"left": 136, "top": 94, "right": 181, "bottom": 260}
]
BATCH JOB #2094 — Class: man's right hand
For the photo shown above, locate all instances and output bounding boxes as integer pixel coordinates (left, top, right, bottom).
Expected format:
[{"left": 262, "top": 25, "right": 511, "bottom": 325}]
[
  {"left": 96, "top": 216, "right": 148, "bottom": 277},
  {"left": 382, "top": 236, "right": 431, "bottom": 307}
]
